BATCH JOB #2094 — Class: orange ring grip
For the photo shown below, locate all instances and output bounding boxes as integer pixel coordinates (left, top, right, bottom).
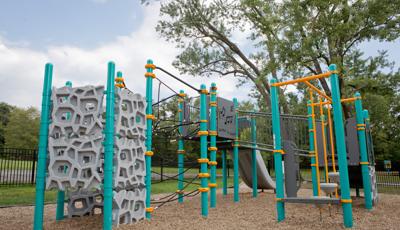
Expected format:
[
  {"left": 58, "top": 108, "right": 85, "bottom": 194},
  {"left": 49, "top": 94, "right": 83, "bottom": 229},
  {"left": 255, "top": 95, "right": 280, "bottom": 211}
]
[
  {"left": 145, "top": 72, "right": 156, "bottom": 78},
  {"left": 198, "top": 187, "right": 209, "bottom": 192},
  {"left": 197, "top": 158, "right": 209, "bottom": 163},
  {"left": 273, "top": 149, "right": 285, "bottom": 155},
  {"left": 341, "top": 199, "right": 352, "bottom": 203},
  {"left": 209, "top": 131, "right": 217, "bottom": 136},
  {"left": 146, "top": 114, "right": 156, "bottom": 121},
  {"left": 197, "top": 131, "right": 209, "bottom": 136},
  {"left": 145, "top": 151, "right": 154, "bottom": 156},
  {"left": 200, "top": 89, "right": 208, "bottom": 94},
  {"left": 208, "top": 183, "right": 217, "bottom": 188},
  {"left": 198, "top": 173, "right": 210, "bottom": 178},
  {"left": 208, "top": 147, "right": 218, "bottom": 151},
  {"left": 146, "top": 207, "right": 154, "bottom": 213},
  {"left": 145, "top": 63, "right": 156, "bottom": 69}
]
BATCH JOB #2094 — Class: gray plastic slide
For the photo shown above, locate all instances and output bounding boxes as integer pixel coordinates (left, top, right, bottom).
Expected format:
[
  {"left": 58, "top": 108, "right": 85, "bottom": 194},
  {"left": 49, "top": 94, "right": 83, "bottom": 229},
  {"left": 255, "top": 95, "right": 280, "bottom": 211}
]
[{"left": 237, "top": 149, "right": 276, "bottom": 189}]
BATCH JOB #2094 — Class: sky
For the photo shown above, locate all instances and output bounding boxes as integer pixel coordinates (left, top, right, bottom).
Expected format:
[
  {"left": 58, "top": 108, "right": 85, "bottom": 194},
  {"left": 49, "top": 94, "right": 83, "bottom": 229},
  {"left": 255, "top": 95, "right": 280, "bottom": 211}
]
[{"left": 0, "top": 0, "right": 398, "bottom": 108}]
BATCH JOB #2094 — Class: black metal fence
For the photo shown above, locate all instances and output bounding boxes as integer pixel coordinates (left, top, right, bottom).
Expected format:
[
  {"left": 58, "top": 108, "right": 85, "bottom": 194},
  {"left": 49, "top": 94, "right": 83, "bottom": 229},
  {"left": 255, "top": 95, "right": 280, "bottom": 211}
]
[
  {"left": 0, "top": 148, "right": 37, "bottom": 186},
  {"left": 1, "top": 147, "right": 398, "bottom": 192}
]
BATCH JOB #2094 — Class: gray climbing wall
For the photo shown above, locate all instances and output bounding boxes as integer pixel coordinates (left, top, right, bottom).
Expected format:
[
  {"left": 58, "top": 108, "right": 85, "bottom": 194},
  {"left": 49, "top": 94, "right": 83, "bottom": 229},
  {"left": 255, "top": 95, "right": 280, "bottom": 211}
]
[
  {"left": 113, "top": 88, "right": 146, "bottom": 225},
  {"left": 47, "top": 85, "right": 105, "bottom": 190},
  {"left": 46, "top": 85, "right": 146, "bottom": 225}
]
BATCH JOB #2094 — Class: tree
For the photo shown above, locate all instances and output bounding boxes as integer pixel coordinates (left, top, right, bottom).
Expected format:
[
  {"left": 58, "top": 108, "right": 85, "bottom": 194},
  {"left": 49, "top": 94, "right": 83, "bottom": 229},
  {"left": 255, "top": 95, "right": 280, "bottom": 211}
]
[
  {"left": 244, "top": 0, "right": 400, "bottom": 116},
  {"left": 4, "top": 107, "right": 40, "bottom": 149},
  {"left": 345, "top": 51, "right": 400, "bottom": 160},
  {"left": 0, "top": 102, "right": 14, "bottom": 148},
  {"left": 154, "top": 0, "right": 399, "bottom": 115},
  {"left": 156, "top": 0, "right": 274, "bottom": 109}
]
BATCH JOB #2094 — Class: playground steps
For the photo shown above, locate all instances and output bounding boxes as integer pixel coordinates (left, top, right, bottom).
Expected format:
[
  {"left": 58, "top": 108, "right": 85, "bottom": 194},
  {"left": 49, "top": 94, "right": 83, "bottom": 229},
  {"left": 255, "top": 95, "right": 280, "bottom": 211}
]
[
  {"left": 283, "top": 196, "right": 340, "bottom": 204},
  {"left": 328, "top": 172, "right": 340, "bottom": 184},
  {"left": 320, "top": 182, "right": 338, "bottom": 194}
]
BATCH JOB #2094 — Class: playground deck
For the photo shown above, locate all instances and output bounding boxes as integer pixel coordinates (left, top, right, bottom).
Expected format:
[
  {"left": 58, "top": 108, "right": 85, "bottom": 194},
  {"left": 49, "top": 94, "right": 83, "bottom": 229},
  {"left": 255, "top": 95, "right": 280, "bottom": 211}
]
[{"left": 1, "top": 187, "right": 399, "bottom": 230}]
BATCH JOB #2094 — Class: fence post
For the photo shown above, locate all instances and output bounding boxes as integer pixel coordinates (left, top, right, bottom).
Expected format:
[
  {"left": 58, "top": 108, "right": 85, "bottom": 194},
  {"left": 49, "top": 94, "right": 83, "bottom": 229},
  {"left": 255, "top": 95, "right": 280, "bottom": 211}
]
[
  {"left": 222, "top": 149, "right": 228, "bottom": 196},
  {"left": 31, "top": 150, "right": 37, "bottom": 184},
  {"left": 160, "top": 158, "right": 164, "bottom": 182},
  {"left": 33, "top": 63, "right": 53, "bottom": 230}
]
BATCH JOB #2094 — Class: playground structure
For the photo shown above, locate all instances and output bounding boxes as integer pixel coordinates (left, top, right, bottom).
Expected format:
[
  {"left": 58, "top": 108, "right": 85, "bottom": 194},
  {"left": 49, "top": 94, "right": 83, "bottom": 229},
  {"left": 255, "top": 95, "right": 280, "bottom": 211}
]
[
  {"left": 32, "top": 60, "right": 377, "bottom": 229},
  {"left": 269, "top": 64, "right": 376, "bottom": 228}
]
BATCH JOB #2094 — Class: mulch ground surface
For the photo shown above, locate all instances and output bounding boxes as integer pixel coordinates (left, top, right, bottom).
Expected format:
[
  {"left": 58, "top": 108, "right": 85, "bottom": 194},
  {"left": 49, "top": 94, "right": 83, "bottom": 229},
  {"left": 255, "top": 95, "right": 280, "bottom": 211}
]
[{"left": 1, "top": 188, "right": 399, "bottom": 230}]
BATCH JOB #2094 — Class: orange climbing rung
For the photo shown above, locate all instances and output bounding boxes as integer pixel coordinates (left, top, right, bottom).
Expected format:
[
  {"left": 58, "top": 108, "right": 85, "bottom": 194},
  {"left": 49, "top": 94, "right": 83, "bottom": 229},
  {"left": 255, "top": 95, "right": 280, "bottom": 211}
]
[
  {"left": 304, "top": 81, "right": 332, "bottom": 102},
  {"left": 272, "top": 71, "right": 334, "bottom": 87}
]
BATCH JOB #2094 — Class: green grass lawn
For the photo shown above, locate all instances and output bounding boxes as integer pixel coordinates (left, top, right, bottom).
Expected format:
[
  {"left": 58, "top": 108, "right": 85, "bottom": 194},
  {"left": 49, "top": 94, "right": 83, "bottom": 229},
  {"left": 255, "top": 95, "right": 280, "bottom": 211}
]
[
  {"left": 0, "top": 159, "right": 35, "bottom": 170},
  {"left": 0, "top": 185, "right": 58, "bottom": 206},
  {"left": 0, "top": 177, "right": 235, "bottom": 206}
]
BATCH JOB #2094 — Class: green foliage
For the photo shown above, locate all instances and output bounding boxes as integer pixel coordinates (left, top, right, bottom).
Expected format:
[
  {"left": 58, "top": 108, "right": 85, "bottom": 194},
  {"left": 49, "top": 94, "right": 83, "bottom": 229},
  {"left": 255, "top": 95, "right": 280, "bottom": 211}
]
[
  {"left": 151, "top": 0, "right": 400, "bottom": 160},
  {"left": 0, "top": 102, "right": 14, "bottom": 148},
  {"left": 4, "top": 107, "right": 40, "bottom": 149},
  {"left": 345, "top": 51, "right": 400, "bottom": 160}
]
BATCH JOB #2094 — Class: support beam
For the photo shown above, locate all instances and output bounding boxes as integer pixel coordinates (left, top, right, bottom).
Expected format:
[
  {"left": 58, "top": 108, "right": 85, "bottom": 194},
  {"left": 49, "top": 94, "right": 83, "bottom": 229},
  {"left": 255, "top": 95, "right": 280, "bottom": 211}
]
[
  {"left": 103, "top": 62, "right": 116, "bottom": 230},
  {"left": 270, "top": 78, "right": 285, "bottom": 222},
  {"left": 233, "top": 98, "right": 239, "bottom": 202},
  {"left": 199, "top": 84, "right": 209, "bottom": 217},
  {"left": 307, "top": 100, "right": 319, "bottom": 196},
  {"left": 209, "top": 83, "right": 218, "bottom": 208},
  {"left": 145, "top": 59, "right": 155, "bottom": 219},
  {"left": 251, "top": 112, "right": 258, "bottom": 198},
  {"left": 355, "top": 92, "right": 373, "bottom": 210},
  {"left": 177, "top": 90, "right": 185, "bottom": 203},
  {"left": 33, "top": 63, "right": 53, "bottom": 230},
  {"left": 329, "top": 64, "right": 353, "bottom": 228}
]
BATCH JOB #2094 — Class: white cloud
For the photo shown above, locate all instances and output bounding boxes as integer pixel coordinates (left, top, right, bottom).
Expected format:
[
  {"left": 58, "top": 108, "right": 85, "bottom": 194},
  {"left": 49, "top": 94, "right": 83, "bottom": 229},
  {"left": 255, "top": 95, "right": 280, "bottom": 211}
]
[{"left": 0, "top": 3, "right": 250, "bottom": 109}]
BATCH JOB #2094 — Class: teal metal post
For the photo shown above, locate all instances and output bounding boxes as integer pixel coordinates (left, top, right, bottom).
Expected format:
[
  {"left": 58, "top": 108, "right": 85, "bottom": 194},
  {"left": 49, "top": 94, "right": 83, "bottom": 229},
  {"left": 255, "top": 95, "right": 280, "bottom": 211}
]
[
  {"left": 55, "top": 191, "right": 65, "bottom": 221},
  {"left": 199, "top": 84, "right": 209, "bottom": 217},
  {"left": 55, "top": 81, "right": 74, "bottom": 221},
  {"left": 307, "top": 101, "right": 318, "bottom": 196},
  {"left": 33, "top": 63, "right": 53, "bottom": 230},
  {"left": 251, "top": 111, "right": 258, "bottom": 198},
  {"left": 209, "top": 83, "right": 218, "bottom": 207},
  {"left": 103, "top": 62, "right": 116, "bottom": 230},
  {"left": 145, "top": 59, "right": 155, "bottom": 219},
  {"left": 270, "top": 78, "right": 285, "bottom": 222},
  {"left": 177, "top": 90, "right": 185, "bottom": 203},
  {"left": 222, "top": 149, "right": 228, "bottom": 196},
  {"left": 329, "top": 64, "right": 353, "bottom": 228},
  {"left": 233, "top": 98, "right": 239, "bottom": 202},
  {"left": 355, "top": 93, "right": 373, "bottom": 210}
]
